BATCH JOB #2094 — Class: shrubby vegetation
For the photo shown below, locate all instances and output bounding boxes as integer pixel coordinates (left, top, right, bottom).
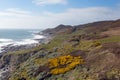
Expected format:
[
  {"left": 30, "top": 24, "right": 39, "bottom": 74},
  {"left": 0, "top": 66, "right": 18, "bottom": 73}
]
[
  {"left": 99, "top": 36, "right": 120, "bottom": 43},
  {"left": 7, "top": 45, "right": 42, "bottom": 54},
  {"left": 3, "top": 20, "right": 120, "bottom": 80},
  {"left": 48, "top": 55, "right": 84, "bottom": 75}
]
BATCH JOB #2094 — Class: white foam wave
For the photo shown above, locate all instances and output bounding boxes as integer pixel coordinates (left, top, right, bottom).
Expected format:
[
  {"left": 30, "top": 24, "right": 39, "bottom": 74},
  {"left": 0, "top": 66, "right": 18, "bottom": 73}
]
[
  {"left": 0, "top": 39, "right": 13, "bottom": 42},
  {"left": 0, "top": 42, "right": 14, "bottom": 53},
  {"left": 33, "top": 35, "right": 45, "bottom": 39},
  {"left": 0, "top": 39, "right": 14, "bottom": 52},
  {"left": 29, "top": 30, "right": 40, "bottom": 34},
  {"left": 0, "top": 34, "right": 46, "bottom": 53},
  {"left": 14, "top": 34, "right": 45, "bottom": 45},
  {"left": 13, "top": 39, "right": 38, "bottom": 45}
]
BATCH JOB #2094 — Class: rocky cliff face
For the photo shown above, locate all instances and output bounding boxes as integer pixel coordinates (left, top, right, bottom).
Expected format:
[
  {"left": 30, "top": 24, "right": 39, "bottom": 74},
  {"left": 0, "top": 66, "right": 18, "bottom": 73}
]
[
  {"left": 0, "top": 52, "right": 36, "bottom": 69},
  {"left": 0, "top": 46, "right": 42, "bottom": 80}
]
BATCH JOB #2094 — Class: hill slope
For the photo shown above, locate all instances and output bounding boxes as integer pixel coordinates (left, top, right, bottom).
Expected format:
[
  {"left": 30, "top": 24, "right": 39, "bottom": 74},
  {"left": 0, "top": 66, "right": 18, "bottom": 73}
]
[{"left": 0, "top": 19, "right": 120, "bottom": 80}]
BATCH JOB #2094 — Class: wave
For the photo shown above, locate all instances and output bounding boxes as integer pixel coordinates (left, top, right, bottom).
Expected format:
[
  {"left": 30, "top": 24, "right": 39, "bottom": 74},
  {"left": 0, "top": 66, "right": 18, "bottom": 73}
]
[
  {"left": 33, "top": 35, "right": 45, "bottom": 39},
  {"left": 13, "top": 39, "right": 38, "bottom": 45},
  {"left": 0, "top": 43, "right": 12, "bottom": 53},
  {"left": 0, "top": 39, "right": 13, "bottom": 43},
  {"left": 28, "top": 30, "right": 41, "bottom": 34},
  {"left": 0, "top": 39, "right": 14, "bottom": 52},
  {"left": 0, "top": 34, "right": 46, "bottom": 53}
]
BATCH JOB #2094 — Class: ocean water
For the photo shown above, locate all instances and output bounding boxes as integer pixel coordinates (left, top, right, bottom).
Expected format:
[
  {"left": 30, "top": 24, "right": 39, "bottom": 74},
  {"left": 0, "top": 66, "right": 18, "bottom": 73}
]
[{"left": 0, "top": 29, "right": 45, "bottom": 52}]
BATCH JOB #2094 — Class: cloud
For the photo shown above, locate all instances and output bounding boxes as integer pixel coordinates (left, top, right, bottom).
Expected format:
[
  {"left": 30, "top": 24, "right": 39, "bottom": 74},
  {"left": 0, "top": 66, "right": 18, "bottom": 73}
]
[
  {"left": 6, "top": 8, "right": 31, "bottom": 14},
  {"left": 36, "top": 7, "right": 120, "bottom": 28},
  {"left": 0, "top": 7, "right": 120, "bottom": 29},
  {"left": 0, "top": 8, "right": 31, "bottom": 17},
  {"left": 32, "top": 0, "right": 67, "bottom": 5}
]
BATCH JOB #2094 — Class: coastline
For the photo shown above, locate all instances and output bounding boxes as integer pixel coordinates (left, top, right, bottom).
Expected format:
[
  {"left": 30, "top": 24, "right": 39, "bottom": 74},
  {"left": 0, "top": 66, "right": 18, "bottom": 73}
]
[
  {"left": 0, "top": 31, "right": 53, "bottom": 80},
  {"left": 0, "top": 31, "right": 52, "bottom": 53}
]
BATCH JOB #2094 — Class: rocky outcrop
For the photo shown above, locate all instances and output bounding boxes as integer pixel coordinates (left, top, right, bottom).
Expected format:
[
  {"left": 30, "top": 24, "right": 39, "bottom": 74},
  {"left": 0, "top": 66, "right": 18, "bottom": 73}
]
[
  {"left": 0, "top": 51, "right": 39, "bottom": 80},
  {"left": 0, "top": 51, "right": 37, "bottom": 69},
  {"left": 1, "top": 44, "right": 38, "bottom": 53}
]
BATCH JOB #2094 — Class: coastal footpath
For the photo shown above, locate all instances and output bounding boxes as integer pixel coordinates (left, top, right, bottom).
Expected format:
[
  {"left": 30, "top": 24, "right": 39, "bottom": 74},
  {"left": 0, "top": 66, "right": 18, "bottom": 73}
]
[{"left": 0, "top": 19, "right": 120, "bottom": 80}]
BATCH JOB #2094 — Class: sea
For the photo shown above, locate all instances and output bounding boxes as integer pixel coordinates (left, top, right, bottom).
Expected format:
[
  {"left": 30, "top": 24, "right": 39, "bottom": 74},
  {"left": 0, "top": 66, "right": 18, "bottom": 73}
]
[{"left": 0, "top": 29, "right": 45, "bottom": 53}]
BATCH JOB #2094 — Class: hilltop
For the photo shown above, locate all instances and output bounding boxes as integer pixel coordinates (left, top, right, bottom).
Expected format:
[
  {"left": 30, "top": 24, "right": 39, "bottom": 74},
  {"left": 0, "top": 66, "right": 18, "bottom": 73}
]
[{"left": 0, "top": 19, "right": 120, "bottom": 80}]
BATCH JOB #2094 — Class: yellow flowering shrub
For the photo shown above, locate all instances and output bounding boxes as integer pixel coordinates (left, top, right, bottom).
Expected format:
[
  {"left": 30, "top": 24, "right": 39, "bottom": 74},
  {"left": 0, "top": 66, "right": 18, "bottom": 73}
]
[{"left": 47, "top": 55, "right": 84, "bottom": 75}]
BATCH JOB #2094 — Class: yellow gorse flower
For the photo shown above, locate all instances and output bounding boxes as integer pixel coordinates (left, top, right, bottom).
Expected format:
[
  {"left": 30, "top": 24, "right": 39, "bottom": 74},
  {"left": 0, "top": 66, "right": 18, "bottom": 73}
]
[{"left": 48, "top": 55, "right": 84, "bottom": 74}]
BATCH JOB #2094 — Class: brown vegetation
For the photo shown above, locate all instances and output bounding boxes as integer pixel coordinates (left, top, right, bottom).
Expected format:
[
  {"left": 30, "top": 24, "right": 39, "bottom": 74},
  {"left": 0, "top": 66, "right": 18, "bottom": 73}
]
[
  {"left": 101, "top": 27, "right": 120, "bottom": 36},
  {"left": 102, "top": 42, "right": 120, "bottom": 57}
]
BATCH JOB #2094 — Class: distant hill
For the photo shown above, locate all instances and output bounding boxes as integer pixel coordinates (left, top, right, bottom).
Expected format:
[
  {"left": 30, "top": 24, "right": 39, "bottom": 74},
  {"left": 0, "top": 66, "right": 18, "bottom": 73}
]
[{"left": 42, "top": 19, "right": 120, "bottom": 35}]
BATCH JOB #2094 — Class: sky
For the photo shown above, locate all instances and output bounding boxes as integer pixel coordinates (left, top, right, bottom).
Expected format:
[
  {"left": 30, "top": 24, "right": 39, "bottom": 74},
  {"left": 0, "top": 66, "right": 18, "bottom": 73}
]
[{"left": 0, "top": 0, "right": 120, "bottom": 29}]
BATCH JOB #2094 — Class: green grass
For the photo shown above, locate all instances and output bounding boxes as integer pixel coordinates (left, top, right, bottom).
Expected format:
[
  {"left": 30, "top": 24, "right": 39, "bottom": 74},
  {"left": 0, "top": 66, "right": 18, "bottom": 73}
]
[
  {"left": 98, "top": 36, "right": 120, "bottom": 43},
  {"left": 42, "top": 35, "right": 68, "bottom": 50},
  {"left": 70, "top": 29, "right": 86, "bottom": 36},
  {"left": 7, "top": 45, "right": 42, "bottom": 54}
]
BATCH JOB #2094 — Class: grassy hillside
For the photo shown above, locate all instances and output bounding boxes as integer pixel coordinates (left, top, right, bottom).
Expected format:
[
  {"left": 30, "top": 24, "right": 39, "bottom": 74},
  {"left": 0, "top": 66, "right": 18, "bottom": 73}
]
[{"left": 1, "top": 19, "right": 120, "bottom": 80}]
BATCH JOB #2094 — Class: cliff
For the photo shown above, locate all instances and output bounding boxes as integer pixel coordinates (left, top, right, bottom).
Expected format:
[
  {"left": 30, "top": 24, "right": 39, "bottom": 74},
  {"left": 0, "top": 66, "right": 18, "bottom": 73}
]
[{"left": 0, "top": 19, "right": 120, "bottom": 80}]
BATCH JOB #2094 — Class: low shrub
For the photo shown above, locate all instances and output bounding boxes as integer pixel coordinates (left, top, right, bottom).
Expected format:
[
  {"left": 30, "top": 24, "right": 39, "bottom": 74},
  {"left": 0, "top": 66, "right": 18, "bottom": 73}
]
[
  {"left": 47, "top": 55, "right": 84, "bottom": 75},
  {"left": 92, "top": 41, "right": 101, "bottom": 47}
]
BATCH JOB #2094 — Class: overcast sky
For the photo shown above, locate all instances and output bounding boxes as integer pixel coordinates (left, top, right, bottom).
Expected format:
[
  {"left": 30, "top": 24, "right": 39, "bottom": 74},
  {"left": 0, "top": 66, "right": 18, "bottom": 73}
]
[{"left": 0, "top": 0, "right": 120, "bottom": 29}]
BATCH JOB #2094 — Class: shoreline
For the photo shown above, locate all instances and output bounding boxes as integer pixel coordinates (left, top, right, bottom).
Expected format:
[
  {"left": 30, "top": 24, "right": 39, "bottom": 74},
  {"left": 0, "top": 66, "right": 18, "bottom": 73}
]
[
  {"left": 0, "top": 32, "right": 53, "bottom": 80},
  {"left": 0, "top": 32, "right": 52, "bottom": 54},
  {"left": 0, "top": 29, "right": 44, "bottom": 53}
]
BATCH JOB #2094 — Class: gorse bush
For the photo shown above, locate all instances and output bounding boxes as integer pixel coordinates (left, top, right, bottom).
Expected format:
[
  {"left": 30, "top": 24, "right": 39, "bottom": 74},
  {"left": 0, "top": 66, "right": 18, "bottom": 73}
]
[{"left": 47, "top": 55, "right": 84, "bottom": 75}]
